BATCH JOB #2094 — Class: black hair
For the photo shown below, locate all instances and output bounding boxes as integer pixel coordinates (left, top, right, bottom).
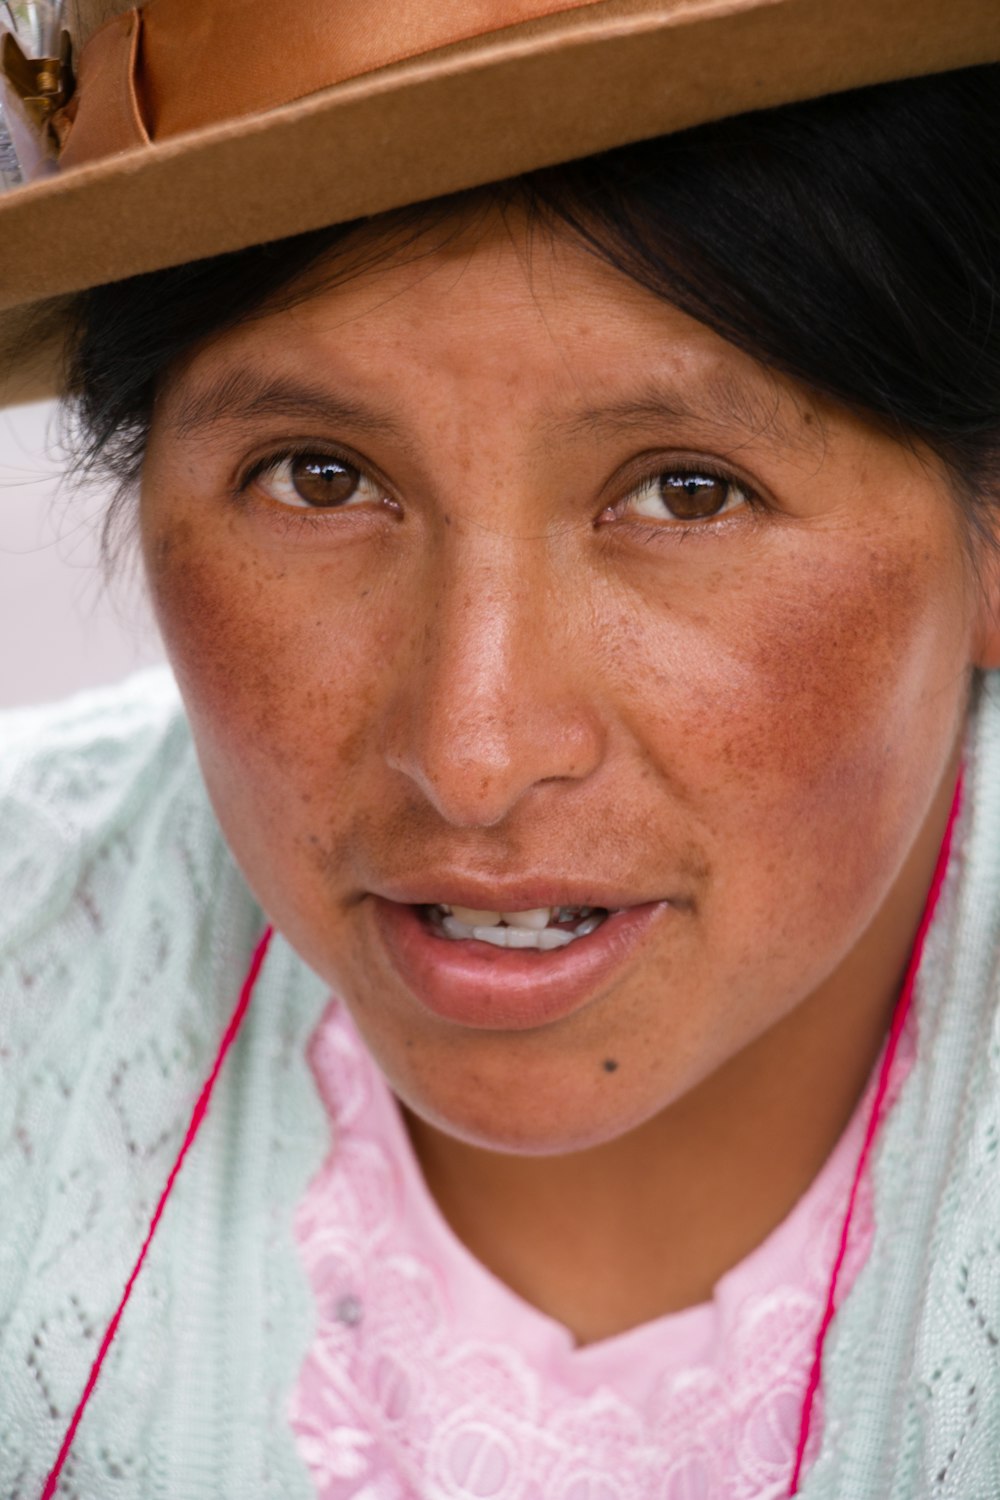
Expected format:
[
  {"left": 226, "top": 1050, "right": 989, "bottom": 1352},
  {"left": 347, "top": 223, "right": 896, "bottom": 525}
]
[{"left": 66, "top": 64, "right": 1000, "bottom": 554}]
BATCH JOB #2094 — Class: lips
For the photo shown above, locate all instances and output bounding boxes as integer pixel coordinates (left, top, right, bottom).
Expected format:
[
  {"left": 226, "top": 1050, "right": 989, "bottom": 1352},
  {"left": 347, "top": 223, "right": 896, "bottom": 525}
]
[{"left": 370, "top": 893, "right": 676, "bottom": 1030}]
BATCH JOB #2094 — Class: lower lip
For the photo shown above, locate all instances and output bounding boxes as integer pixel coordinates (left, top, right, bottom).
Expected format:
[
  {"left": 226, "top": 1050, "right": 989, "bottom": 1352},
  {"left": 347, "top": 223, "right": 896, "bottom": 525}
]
[{"left": 371, "top": 898, "right": 674, "bottom": 1030}]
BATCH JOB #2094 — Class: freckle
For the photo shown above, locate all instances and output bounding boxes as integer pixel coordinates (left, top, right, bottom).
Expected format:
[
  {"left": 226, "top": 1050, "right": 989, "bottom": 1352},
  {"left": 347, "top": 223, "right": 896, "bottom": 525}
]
[
  {"left": 444, "top": 514, "right": 452, "bottom": 526},
  {"left": 153, "top": 518, "right": 192, "bottom": 571},
  {"left": 602, "top": 1058, "right": 619, "bottom": 1073}
]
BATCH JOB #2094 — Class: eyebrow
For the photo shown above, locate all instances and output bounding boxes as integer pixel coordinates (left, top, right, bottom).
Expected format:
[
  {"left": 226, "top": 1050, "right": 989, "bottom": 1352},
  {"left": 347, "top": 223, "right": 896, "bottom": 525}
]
[
  {"left": 552, "top": 371, "right": 812, "bottom": 451},
  {"left": 168, "top": 367, "right": 408, "bottom": 442},
  {"left": 168, "top": 363, "right": 814, "bottom": 456}
]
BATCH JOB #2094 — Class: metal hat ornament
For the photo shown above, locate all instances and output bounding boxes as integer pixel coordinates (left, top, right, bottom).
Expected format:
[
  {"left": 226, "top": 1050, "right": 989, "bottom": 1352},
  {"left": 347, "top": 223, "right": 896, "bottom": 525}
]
[{"left": 0, "top": 0, "right": 998, "bottom": 405}]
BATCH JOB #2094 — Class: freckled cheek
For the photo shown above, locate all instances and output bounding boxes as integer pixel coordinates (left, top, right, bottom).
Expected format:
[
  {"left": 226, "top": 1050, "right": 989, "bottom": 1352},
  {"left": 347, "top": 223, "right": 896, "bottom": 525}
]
[
  {"left": 741, "top": 557, "right": 963, "bottom": 791},
  {"left": 630, "top": 552, "right": 954, "bottom": 792},
  {"left": 142, "top": 514, "right": 398, "bottom": 813}
]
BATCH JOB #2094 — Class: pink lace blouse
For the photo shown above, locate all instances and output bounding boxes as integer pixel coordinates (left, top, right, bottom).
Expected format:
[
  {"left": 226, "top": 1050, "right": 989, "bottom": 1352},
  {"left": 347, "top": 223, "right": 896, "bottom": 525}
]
[{"left": 289, "top": 999, "right": 915, "bottom": 1499}]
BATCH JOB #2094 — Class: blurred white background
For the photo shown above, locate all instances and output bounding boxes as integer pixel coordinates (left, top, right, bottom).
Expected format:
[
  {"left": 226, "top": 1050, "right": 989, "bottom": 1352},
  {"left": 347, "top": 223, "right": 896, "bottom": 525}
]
[{"left": 0, "top": 399, "right": 164, "bottom": 708}]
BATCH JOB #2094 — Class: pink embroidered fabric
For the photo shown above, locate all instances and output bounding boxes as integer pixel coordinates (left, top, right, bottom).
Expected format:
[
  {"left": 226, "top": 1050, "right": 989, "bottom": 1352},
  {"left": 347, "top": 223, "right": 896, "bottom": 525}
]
[{"left": 289, "top": 1001, "right": 915, "bottom": 1500}]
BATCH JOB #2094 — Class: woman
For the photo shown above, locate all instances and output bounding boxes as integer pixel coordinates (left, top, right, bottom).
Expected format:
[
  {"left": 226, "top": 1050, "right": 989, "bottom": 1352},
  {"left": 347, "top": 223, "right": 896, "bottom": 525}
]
[{"left": 1, "top": 2, "right": 998, "bottom": 1496}]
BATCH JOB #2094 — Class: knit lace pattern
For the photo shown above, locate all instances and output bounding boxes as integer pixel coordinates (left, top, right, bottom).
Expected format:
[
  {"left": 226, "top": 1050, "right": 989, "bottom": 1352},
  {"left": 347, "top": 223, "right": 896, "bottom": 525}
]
[
  {"left": 802, "top": 679, "right": 1000, "bottom": 1500},
  {"left": 0, "top": 672, "right": 328, "bottom": 1499}
]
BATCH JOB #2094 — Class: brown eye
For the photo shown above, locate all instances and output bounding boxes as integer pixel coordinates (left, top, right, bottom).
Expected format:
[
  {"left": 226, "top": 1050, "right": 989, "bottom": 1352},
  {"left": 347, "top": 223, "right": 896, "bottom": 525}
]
[
  {"left": 255, "top": 452, "right": 382, "bottom": 510},
  {"left": 660, "top": 473, "right": 731, "bottom": 519},
  {"left": 290, "top": 455, "right": 361, "bottom": 507},
  {"left": 627, "top": 469, "right": 749, "bottom": 523}
]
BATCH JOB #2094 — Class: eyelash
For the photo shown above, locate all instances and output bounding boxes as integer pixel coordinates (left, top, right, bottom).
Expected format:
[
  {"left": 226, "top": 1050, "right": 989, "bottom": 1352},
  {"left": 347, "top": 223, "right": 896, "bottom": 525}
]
[
  {"left": 236, "top": 448, "right": 762, "bottom": 530},
  {"left": 236, "top": 448, "right": 384, "bottom": 511},
  {"left": 615, "top": 464, "right": 759, "bottom": 529}
]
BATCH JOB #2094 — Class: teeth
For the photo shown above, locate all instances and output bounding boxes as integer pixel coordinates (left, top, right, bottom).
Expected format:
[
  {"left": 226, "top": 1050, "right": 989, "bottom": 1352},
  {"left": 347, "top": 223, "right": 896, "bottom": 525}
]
[
  {"left": 535, "top": 927, "right": 575, "bottom": 950},
  {"left": 449, "top": 905, "right": 503, "bottom": 927},
  {"left": 441, "top": 904, "right": 597, "bottom": 929},
  {"left": 434, "top": 905, "right": 615, "bottom": 949},
  {"left": 501, "top": 908, "right": 551, "bottom": 930},
  {"left": 447, "top": 905, "right": 552, "bottom": 929},
  {"left": 440, "top": 916, "right": 574, "bottom": 949},
  {"left": 573, "top": 914, "right": 604, "bottom": 936}
]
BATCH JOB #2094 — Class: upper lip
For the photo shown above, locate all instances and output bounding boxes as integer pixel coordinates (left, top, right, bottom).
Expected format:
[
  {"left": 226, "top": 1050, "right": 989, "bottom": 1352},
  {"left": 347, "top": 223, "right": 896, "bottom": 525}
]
[{"left": 370, "top": 877, "right": 676, "bottom": 912}]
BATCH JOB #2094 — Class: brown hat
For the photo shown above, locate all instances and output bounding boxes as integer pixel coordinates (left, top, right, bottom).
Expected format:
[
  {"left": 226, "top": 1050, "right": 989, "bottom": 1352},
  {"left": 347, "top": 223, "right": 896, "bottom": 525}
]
[{"left": 1, "top": 0, "right": 998, "bottom": 405}]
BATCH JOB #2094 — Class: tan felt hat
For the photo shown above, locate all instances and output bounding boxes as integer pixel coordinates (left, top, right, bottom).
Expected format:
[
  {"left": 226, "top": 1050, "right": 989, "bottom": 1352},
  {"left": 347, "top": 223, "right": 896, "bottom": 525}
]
[{"left": 0, "top": 0, "right": 998, "bottom": 405}]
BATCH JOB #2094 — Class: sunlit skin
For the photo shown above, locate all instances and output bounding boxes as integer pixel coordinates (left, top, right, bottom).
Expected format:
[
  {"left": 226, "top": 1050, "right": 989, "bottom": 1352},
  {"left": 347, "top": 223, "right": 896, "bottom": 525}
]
[{"left": 140, "top": 208, "right": 1000, "bottom": 1344}]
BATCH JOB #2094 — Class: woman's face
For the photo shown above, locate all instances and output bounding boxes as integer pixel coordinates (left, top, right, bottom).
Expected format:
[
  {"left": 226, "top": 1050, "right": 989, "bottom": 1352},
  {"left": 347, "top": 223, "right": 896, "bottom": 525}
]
[{"left": 141, "top": 209, "right": 989, "bottom": 1154}]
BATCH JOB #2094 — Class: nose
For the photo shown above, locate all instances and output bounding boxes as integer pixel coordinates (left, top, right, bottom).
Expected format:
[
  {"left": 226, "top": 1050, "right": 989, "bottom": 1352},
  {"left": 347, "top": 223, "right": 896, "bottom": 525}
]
[{"left": 383, "top": 534, "right": 605, "bottom": 828}]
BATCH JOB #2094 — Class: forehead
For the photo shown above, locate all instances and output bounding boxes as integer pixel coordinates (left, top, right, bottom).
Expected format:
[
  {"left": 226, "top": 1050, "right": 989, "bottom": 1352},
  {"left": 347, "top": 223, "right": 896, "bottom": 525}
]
[{"left": 162, "top": 206, "right": 826, "bottom": 461}]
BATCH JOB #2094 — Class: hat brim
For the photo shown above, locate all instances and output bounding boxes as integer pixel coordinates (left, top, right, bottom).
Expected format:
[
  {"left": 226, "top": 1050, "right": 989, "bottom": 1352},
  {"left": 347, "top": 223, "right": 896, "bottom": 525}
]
[{"left": 1, "top": 0, "right": 998, "bottom": 405}]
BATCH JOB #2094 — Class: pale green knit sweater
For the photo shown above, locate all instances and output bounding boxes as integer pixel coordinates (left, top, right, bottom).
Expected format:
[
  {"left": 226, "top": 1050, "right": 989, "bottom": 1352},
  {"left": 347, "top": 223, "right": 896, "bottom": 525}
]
[{"left": 1, "top": 668, "right": 999, "bottom": 1498}]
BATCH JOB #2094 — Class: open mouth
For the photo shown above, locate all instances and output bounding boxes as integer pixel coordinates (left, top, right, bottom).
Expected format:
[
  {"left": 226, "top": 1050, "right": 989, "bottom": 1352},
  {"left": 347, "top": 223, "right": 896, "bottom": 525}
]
[
  {"left": 423, "top": 902, "right": 615, "bottom": 951},
  {"left": 373, "top": 893, "right": 673, "bottom": 1028}
]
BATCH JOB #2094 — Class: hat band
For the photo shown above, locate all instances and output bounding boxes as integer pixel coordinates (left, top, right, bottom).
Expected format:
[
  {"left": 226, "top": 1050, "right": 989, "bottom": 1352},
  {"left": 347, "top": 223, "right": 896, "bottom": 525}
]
[{"left": 51, "top": 0, "right": 598, "bottom": 171}]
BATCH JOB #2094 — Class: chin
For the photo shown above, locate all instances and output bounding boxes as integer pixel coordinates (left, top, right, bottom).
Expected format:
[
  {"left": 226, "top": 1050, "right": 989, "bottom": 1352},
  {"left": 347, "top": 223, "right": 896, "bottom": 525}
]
[{"left": 391, "top": 1048, "right": 664, "bottom": 1158}]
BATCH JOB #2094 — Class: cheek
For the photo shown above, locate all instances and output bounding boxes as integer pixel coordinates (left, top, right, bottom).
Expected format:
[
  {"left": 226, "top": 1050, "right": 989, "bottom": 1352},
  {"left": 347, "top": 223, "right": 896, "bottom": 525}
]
[
  {"left": 147, "top": 518, "right": 297, "bottom": 773},
  {"left": 623, "top": 536, "right": 964, "bottom": 803},
  {"left": 142, "top": 510, "right": 392, "bottom": 843},
  {"left": 740, "top": 547, "right": 964, "bottom": 821},
  {"left": 608, "top": 530, "right": 970, "bottom": 978}
]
